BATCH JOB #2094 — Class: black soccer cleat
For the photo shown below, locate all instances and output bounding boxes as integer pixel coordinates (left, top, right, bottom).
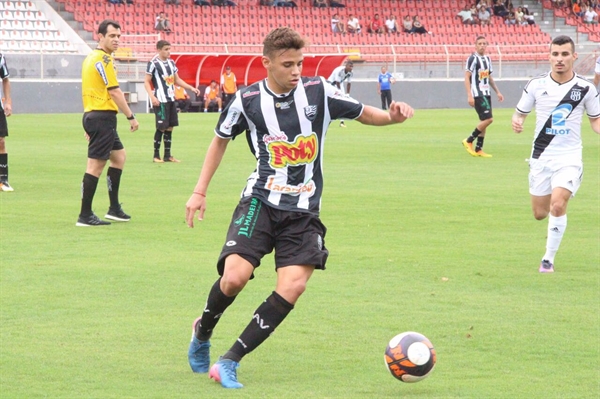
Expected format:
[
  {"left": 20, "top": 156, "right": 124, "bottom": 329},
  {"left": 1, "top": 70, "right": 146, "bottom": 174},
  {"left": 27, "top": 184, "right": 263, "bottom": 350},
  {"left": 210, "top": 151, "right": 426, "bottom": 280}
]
[
  {"left": 76, "top": 213, "right": 111, "bottom": 227},
  {"left": 105, "top": 206, "right": 131, "bottom": 222}
]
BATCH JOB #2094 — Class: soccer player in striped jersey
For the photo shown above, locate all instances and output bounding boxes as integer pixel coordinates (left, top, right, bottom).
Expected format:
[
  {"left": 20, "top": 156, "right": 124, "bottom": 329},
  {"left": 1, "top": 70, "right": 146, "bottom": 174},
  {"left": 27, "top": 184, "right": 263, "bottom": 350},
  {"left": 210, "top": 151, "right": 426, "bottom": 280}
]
[
  {"left": 185, "top": 27, "right": 414, "bottom": 389},
  {"left": 327, "top": 60, "right": 353, "bottom": 127},
  {"left": 462, "top": 36, "right": 504, "bottom": 158},
  {"left": 145, "top": 40, "right": 200, "bottom": 163},
  {"left": 0, "top": 52, "right": 13, "bottom": 192},
  {"left": 512, "top": 35, "right": 600, "bottom": 273}
]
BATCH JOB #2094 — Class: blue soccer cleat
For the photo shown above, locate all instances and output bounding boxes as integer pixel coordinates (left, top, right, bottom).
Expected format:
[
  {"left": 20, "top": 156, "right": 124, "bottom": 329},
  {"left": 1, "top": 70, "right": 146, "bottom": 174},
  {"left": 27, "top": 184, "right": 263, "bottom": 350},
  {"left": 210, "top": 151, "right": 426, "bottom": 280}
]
[
  {"left": 188, "top": 317, "right": 211, "bottom": 373},
  {"left": 209, "top": 358, "right": 243, "bottom": 389}
]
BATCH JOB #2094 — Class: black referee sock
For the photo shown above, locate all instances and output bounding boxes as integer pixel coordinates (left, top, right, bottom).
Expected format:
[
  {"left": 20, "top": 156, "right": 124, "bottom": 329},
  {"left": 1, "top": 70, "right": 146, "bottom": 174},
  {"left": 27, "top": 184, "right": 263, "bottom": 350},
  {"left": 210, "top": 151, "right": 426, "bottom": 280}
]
[
  {"left": 80, "top": 173, "right": 99, "bottom": 217},
  {"left": 106, "top": 167, "right": 122, "bottom": 209},
  {"left": 223, "top": 291, "right": 294, "bottom": 363},
  {"left": 0, "top": 153, "right": 8, "bottom": 182},
  {"left": 195, "top": 278, "right": 237, "bottom": 341},
  {"left": 153, "top": 130, "right": 163, "bottom": 158},
  {"left": 476, "top": 136, "right": 485, "bottom": 152},
  {"left": 467, "top": 128, "right": 481, "bottom": 143},
  {"left": 163, "top": 131, "right": 172, "bottom": 159}
]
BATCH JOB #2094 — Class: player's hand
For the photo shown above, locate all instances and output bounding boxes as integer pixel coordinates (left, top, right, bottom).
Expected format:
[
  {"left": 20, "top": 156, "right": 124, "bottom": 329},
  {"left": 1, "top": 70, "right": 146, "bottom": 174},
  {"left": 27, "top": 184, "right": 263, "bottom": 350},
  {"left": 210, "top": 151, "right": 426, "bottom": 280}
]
[
  {"left": 185, "top": 193, "right": 206, "bottom": 228},
  {"left": 467, "top": 96, "right": 475, "bottom": 107},
  {"left": 3, "top": 103, "right": 12, "bottom": 117},
  {"left": 389, "top": 101, "right": 414, "bottom": 123},
  {"left": 512, "top": 115, "right": 524, "bottom": 133},
  {"left": 129, "top": 119, "right": 139, "bottom": 132},
  {"left": 192, "top": 88, "right": 200, "bottom": 96},
  {"left": 151, "top": 96, "right": 160, "bottom": 107},
  {"left": 497, "top": 92, "right": 505, "bottom": 102},
  {"left": 84, "top": 132, "right": 90, "bottom": 141}
]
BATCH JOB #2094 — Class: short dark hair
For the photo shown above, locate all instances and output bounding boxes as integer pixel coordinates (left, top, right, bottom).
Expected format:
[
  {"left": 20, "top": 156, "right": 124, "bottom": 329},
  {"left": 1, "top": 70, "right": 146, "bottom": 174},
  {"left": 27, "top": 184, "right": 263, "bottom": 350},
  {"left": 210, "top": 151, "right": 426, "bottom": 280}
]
[
  {"left": 157, "top": 40, "right": 171, "bottom": 50},
  {"left": 551, "top": 35, "right": 575, "bottom": 53},
  {"left": 345, "top": 60, "right": 353, "bottom": 67},
  {"left": 263, "top": 27, "right": 305, "bottom": 57},
  {"left": 475, "top": 35, "right": 486, "bottom": 42},
  {"left": 98, "top": 19, "right": 120, "bottom": 36}
]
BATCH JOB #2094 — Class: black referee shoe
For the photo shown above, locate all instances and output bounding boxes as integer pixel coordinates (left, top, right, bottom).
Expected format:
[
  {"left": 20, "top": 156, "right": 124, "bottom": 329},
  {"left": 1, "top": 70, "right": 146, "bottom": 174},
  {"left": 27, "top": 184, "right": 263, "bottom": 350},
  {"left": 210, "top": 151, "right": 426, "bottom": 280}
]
[
  {"left": 76, "top": 213, "right": 111, "bottom": 227},
  {"left": 105, "top": 206, "right": 131, "bottom": 222}
]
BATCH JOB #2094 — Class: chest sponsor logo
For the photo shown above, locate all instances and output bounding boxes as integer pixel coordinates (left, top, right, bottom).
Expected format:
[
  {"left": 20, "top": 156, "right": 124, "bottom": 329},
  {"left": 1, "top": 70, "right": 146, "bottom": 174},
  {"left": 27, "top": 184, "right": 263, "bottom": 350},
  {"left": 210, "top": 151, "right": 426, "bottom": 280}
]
[
  {"left": 478, "top": 70, "right": 490, "bottom": 80},
  {"left": 165, "top": 75, "right": 175, "bottom": 86},
  {"left": 276, "top": 100, "right": 293, "bottom": 109},
  {"left": 547, "top": 103, "right": 572, "bottom": 135},
  {"left": 243, "top": 90, "right": 260, "bottom": 98},
  {"left": 267, "top": 132, "right": 318, "bottom": 168}
]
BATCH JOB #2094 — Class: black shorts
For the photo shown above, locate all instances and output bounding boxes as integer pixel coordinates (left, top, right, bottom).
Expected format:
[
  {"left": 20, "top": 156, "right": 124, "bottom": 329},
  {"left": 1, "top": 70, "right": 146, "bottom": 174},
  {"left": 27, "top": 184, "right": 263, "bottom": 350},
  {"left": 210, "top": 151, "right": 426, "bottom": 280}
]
[
  {"left": 82, "top": 111, "right": 124, "bottom": 160},
  {"left": 0, "top": 107, "right": 7, "bottom": 137},
  {"left": 474, "top": 95, "right": 493, "bottom": 121},
  {"left": 217, "top": 197, "right": 329, "bottom": 278},
  {"left": 153, "top": 101, "right": 179, "bottom": 130}
]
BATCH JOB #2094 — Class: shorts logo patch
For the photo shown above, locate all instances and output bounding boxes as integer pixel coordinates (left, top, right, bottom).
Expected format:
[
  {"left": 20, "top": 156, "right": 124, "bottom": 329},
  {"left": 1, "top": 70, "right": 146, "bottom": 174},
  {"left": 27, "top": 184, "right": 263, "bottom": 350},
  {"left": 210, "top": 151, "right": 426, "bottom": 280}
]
[
  {"left": 226, "top": 240, "right": 237, "bottom": 247},
  {"left": 237, "top": 198, "right": 261, "bottom": 238}
]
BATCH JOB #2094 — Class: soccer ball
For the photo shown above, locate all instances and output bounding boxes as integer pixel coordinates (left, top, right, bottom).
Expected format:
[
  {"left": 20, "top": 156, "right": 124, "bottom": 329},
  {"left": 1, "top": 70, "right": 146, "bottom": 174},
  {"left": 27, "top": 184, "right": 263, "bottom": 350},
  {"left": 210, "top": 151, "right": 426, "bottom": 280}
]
[{"left": 384, "top": 331, "right": 436, "bottom": 383}]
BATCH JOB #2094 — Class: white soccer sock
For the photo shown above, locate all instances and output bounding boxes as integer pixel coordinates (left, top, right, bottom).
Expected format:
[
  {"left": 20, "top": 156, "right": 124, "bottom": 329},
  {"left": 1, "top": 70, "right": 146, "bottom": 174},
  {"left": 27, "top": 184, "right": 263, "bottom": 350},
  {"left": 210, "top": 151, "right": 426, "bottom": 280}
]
[{"left": 543, "top": 214, "right": 567, "bottom": 263}]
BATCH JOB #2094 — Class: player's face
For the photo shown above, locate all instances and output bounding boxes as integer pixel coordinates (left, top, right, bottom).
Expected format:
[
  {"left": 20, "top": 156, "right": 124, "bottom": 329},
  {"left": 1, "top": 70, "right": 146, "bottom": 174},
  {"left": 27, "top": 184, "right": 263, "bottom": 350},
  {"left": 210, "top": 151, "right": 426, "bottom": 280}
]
[
  {"left": 263, "top": 48, "right": 303, "bottom": 94},
  {"left": 381, "top": 66, "right": 387, "bottom": 73},
  {"left": 158, "top": 45, "right": 171, "bottom": 60},
  {"left": 475, "top": 39, "right": 487, "bottom": 55},
  {"left": 99, "top": 25, "right": 121, "bottom": 53},
  {"left": 549, "top": 43, "right": 577, "bottom": 76}
]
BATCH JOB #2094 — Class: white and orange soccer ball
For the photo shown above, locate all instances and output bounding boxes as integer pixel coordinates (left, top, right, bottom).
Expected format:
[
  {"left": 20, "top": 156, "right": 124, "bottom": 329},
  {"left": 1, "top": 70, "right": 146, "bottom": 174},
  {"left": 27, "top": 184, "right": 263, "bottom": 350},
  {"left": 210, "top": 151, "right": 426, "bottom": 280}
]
[{"left": 384, "top": 331, "right": 436, "bottom": 383}]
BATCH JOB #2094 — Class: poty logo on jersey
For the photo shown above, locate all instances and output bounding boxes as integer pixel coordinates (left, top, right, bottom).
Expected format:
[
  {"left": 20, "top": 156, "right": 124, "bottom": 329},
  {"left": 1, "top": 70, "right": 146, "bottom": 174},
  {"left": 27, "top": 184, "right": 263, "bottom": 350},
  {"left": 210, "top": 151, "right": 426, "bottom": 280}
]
[
  {"left": 165, "top": 75, "right": 175, "bottom": 86},
  {"left": 267, "top": 133, "right": 318, "bottom": 168},
  {"left": 547, "top": 104, "right": 572, "bottom": 135},
  {"left": 478, "top": 69, "right": 490, "bottom": 80},
  {"left": 94, "top": 61, "right": 108, "bottom": 85}
]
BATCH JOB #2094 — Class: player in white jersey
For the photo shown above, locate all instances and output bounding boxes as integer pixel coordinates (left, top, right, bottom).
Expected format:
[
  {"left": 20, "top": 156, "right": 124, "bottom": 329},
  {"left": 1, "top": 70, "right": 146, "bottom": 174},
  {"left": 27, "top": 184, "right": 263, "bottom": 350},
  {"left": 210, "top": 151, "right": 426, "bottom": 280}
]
[
  {"left": 327, "top": 60, "right": 353, "bottom": 127},
  {"left": 512, "top": 35, "right": 600, "bottom": 273},
  {"left": 593, "top": 55, "right": 600, "bottom": 87}
]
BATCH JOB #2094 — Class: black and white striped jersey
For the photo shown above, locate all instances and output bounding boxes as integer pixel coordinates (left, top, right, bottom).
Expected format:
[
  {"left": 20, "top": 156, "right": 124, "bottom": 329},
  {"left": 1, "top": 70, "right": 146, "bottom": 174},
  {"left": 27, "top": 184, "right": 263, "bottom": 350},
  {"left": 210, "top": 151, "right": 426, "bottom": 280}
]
[
  {"left": 0, "top": 53, "right": 8, "bottom": 109},
  {"left": 215, "top": 76, "right": 364, "bottom": 215},
  {"left": 516, "top": 72, "right": 600, "bottom": 160},
  {"left": 146, "top": 55, "right": 178, "bottom": 103},
  {"left": 466, "top": 53, "right": 493, "bottom": 98}
]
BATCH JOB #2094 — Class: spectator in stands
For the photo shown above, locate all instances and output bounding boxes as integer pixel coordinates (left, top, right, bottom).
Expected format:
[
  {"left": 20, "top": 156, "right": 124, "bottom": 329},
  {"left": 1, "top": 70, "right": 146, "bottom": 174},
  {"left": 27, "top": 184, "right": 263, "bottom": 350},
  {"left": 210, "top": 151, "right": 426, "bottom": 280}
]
[
  {"left": 368, "top": 13, "right": 384, "bottom": 34},
  {"left": 108, "top": 0, "right": 125, "bottom": 4},
  {"left": 165, "top": 0, "right": 180, "bottom": 5},
  {"left": 329, "top": 0, "right": 345, "bottom": 7},
  {"left": 584, "top": 5, "right": 599, "bottom": 23},
  {"left": 347, "top": 14, "right": 362, "bottom": 34},
  {"left": 274, "top": 0, "right": 298, "bottom": 7},
  {"left": 0, "top": 52, "right": 13, "bottom": 192},
  {"left": 457, "top": 5, "right": 477, "bottom": 25},
  {"left": 504, "top": 9, "right": 516, "bottom": 25},
  {"left": 402, "top": 15, "right": 414, "bottom": 33},
  {"left": 314, "top": 0, "right": 327, "bottom": 8},
  {"left": 552, "top": 0, "right": 567, "bottom": 8},
  {"left": 572, "top": 1, "right": 584, "bottom": 18},
  {"left": 204, "top": 80, "right": 222, "bottom": 112},
  {"left": 175, "top": 85, "right": 192, "bottom": 113},
  {"left": 331, "top": 13, "right": 346, "bottom": 34},
  {"left": 478, "top": 5, "right": 491, "bottom": 26},
  {"left": 384, "top": 15, "right": 397, "bottom": 34},
  {"left": 155, "top": 12, "right": 172, "bottom": 32},
  {"left": 469, "top": 4, "right": 480, "bottom": 24},
  {"left": 221, "top": 66, "right": 237, "bottom": 109},
  {"left": 523, "top": 7, "right": 535, "bottom": 24},
  {"left": 411, "top": 15, "right": 431, "bottom": 34},
  {"left": 492, "top": 0, "right": 509, "bottom": 17},
  {"left": 195, "top": 0, "right": 211, "bottom": 4},
  {"left": 476, "top": 0, "right": 492, "bottom": 14},
  {"left": 515, "top": 6, "right": 528, "bottom": 25}
]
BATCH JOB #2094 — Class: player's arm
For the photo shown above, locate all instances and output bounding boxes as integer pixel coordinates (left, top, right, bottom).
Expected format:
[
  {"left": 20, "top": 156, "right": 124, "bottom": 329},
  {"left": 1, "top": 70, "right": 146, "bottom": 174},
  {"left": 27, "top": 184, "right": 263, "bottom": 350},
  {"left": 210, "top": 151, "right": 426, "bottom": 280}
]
[
  {"left": 489, "top": 75, "right": 504, "bottom": 102},
  {"left": 464, "top": 70, "right": 474, "bottom": 106},
  {"left": 594, "top": 73, "right": 600, "bottom": 87},
  {"left": 144, "top": 73, "right": 159, "bottom": 107},
  {"left": 511, "top": 110, "right": 528, "bottom": 134},
  {"left": 357, "top": 102, "right": 413, "bottom": 126},
  {"left": 377, "top": 80, "right": 381, "bottom": 94},
  {"left": 346, "top": 82, "right": 351, "bottom": 94},
  {"left": 589, "top": 116, "right": 600, "bottom": 134},
  {"left": 185, "top": 136, "right": 230, "bottom": 227},
  {"left": 174, "top": 73, "right": 199, "bottom": 96},
  {"left": 108, "top": 87, "right": 139, "bottom": 132},
  {"left": 1, "top": 77, "right": 11, "bottom": 116}
]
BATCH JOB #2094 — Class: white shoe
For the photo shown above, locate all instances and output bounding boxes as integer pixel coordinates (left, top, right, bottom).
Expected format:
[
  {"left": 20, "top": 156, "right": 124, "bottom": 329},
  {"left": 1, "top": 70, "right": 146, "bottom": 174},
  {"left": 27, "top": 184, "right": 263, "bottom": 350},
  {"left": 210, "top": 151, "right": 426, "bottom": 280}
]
[{"left": 0, "top": 181, "right": 14, "bottom": 192}]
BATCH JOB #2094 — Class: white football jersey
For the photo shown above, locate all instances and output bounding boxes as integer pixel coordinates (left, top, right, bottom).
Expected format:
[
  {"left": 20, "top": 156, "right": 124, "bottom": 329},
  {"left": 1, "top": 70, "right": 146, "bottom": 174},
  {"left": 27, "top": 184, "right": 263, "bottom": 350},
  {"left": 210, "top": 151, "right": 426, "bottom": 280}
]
[{"left": 515, "top": 72, "right": 600, "bottom": 161}]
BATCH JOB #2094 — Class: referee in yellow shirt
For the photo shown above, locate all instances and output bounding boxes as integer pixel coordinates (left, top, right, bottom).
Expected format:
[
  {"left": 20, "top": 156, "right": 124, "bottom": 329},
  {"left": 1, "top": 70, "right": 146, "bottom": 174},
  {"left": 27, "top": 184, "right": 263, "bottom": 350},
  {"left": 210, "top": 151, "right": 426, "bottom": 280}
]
[{"left": 77, "top": 19, "right": 139, "bottom": 226}]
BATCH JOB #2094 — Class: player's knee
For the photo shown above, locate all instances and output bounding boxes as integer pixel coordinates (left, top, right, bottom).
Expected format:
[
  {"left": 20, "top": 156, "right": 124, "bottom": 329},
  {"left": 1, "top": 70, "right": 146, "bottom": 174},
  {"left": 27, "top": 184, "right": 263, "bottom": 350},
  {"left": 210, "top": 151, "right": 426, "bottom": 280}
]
[
  {"left": 220, "top": 273, "right": 249, "bottom": 295},
  {"left": 533, "top": 208, "right": 548, "bottom": 220},
  {"left": 550, "top": 201, "right": 567, "bottom": 217}
]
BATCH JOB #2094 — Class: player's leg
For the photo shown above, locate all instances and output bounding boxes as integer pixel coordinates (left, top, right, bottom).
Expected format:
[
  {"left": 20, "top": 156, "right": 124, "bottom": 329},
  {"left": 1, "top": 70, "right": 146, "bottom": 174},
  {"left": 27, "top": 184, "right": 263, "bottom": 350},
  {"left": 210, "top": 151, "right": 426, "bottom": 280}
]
[
  {"left": 105, "top": 145, "right": 130, "bottom": 222},
  {"left": 463, "top": 97, "right": 492, "bottom": 157},
  {"left": 163, "top": 102, "right": 180, "bottom": 162},
  {"left": 0, "top": 111, "right": 12, "bottom": 191},
  {"left": 153, "top": 104, "right": 166, "bottom": 162}
]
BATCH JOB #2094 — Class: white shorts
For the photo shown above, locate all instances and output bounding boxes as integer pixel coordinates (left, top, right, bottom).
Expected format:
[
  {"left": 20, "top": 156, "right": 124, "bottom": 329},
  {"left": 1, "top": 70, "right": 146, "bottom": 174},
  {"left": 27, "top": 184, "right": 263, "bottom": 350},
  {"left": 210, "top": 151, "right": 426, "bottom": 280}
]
[{"left": 528, "top": 158, "right": 583, "bottom": 197}]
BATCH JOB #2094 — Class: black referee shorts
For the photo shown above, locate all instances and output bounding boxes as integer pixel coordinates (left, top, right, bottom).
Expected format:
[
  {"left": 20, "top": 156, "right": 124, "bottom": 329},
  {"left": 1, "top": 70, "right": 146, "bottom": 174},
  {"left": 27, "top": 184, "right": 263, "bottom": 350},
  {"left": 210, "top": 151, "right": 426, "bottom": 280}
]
[
  {"left": 216, "top": 197, "right": 329, "bottom": 278},
  {"left": 82, "top": 111, "right": 124, "bottom": 160}
]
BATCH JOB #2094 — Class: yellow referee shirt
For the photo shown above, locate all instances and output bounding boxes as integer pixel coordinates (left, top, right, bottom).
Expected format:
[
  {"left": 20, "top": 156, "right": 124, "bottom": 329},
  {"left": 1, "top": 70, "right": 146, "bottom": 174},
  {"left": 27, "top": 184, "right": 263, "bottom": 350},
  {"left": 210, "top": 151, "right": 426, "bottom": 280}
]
[{"left": 81, "top": 49, "right": 119, "bottom": 112}]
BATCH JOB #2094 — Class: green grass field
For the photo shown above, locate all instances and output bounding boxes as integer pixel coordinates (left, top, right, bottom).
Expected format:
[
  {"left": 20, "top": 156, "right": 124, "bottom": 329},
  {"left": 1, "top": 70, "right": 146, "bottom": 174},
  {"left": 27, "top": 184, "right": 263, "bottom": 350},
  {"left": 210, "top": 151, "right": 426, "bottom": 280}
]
[{"left": 1, "top": 110, "right": 598, "bottom": 398}]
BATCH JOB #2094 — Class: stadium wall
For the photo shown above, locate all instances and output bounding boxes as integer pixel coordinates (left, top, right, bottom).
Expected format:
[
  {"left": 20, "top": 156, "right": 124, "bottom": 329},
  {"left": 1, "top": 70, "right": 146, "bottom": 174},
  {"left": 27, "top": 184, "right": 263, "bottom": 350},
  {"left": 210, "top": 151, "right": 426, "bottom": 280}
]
[{"left": 11, "top": 80, "right": 527, "bottom": 114}]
